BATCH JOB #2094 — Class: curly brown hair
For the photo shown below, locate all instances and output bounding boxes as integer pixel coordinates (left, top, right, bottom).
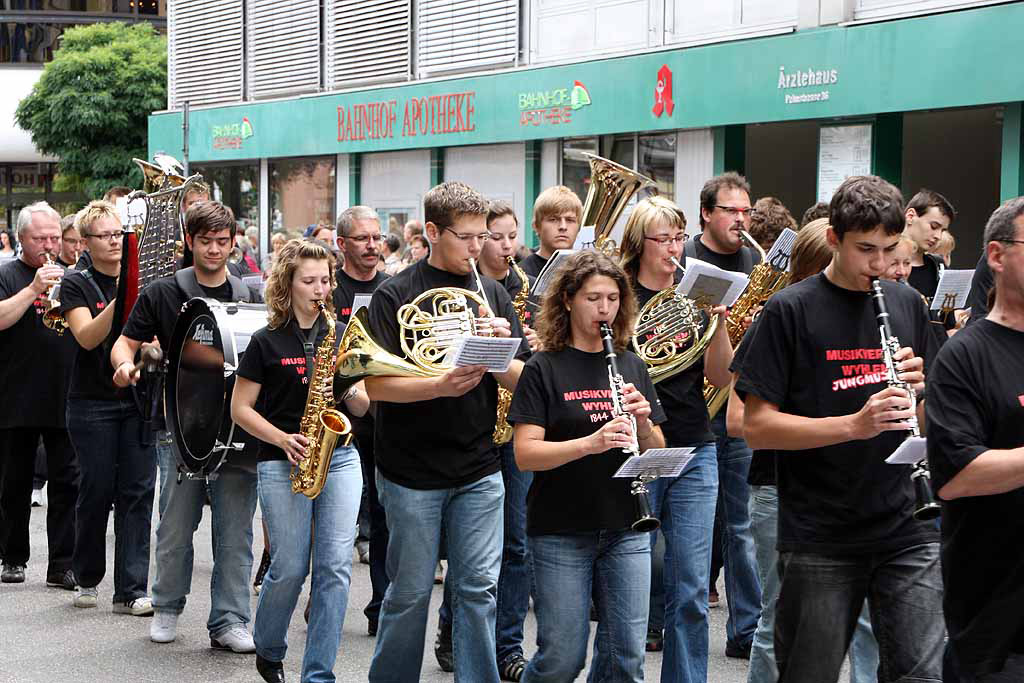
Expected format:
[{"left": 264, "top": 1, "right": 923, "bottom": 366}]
[
  {"left": 536, "top": 251, "right": 636, "bottom": 353},
  {"left": 748, "top": 197, "right": 797, "bottom": 253},
  {"left": 264, "top": 238, "right": 337, "bottom": 329}
]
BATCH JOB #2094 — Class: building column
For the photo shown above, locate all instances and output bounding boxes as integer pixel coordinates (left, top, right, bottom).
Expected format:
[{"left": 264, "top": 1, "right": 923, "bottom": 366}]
[
  {"left": 713, "top": 124, "right": 745, "bottom": 176},
  {"left": 871, "top": 112, "right": 903, "bottom": 189},
  {"left": 349, "top": 152, "right": 361, "bottom": 207},
  {"left": 524, "top": 140, "right": 542, "bottom": 249},
  {"left": 430, "top": 148, "right": 445, "bottom": 188},
  {"left": 259, "top": 158, "right": 269, "bottom": 253},
  {"left": 1001, "top": 102, "right": 1024, "bottom": 201}
]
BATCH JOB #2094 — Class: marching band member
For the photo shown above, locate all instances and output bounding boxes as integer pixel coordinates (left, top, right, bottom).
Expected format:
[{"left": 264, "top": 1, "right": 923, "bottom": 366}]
[
  {"left": 61, "top": 201, "right": 156, "bottom": 614},
  {"left": 232, "top": 238, "right": 368, "bottom": 683},
  {"left": 0, "top": 201, "right": 79, "bottom": 589},
  {"left": 928, "top": 197, "right": 1024, "bottom": 682},
  {"left": 509, "top": 250, "right": 666, "bottom": 683},
  {"left": 519, "top": 186, "right": 583, "bottom": 279},
  {"left": 110, "top": 201, "right": 260, "bottom": 652},
  {"left": 618, "top": 196, "right": 732, "bottom": 682},
  {"left": 365, "top": 181, "right": 527, "bottom": 683},
  {"left": 736, "top": 176, "right": 943, "bottom": 681}
]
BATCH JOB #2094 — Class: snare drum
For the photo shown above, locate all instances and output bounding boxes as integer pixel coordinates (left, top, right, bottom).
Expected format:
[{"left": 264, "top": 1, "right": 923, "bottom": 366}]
[{"left": 165, "top": 297, "right": 268, "bottom": 477}]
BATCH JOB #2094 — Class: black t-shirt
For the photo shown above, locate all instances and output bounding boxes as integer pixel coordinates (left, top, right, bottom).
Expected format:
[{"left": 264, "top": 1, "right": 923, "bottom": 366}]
[
  {"left": 60, "top": 268, "right": 124, "bottom": 401},
  {"left": 122, "top": 276, "right": 234, "bottom": 350},
  {"left": 0, "top": 259, "right": 77, "bottom": 429},
  {"left": 332, "top": 267, "right": 389, "bottom": 327},
  {"left": 966, "top": 250, "right": 993, "bottom": 324},
  {"left": 907, "top": 254, "right": 941, "bottom": 301},
  {"left": 926, "top": 319, "right": 1024, "bottom": 677},
  {"left": 634, "top": 281, "right": 712, "bottom": 445},
  {"left": 730, "top": 315, "right": 777, "bottom": 486},
  {"left": 734, "top": 273, "right": 940, "bottom": 555},
  {"left": 508, "top": 346, "right": 666, "bottom": 535},
  {"left": 518, "top": 251, "right": 548, "bottom": 280},
  {"left": 688, "top": 235, "right": 761, "bottom": 275},
  {"left": 367, "top": 258, "right": 528, "bottom": 489},
  {"left": 237, "top": 317, "right": 351, "bottom": 462}
]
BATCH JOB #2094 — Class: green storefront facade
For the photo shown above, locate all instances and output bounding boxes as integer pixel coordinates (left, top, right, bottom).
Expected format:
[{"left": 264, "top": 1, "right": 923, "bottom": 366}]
[{"left": 149, "top": 2, "right": 1024, "bottom": 258}]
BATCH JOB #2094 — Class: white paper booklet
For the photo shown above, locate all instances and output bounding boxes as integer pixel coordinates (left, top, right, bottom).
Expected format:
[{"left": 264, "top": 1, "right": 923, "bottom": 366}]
[
  {"left": 531, "top": 249, "right": 575, "bottom": 298},
  {"left": 930, "top": 269, "right": 973, "bottom": 311},
  {"left": 448, "top": 336, "right": 522, "bottom": 373},
  {"left": 613, "top": 447, "right": 697, "bottom": 479},
  {"left": 675, "top": 258, "right": 750, "bottom": 308}
]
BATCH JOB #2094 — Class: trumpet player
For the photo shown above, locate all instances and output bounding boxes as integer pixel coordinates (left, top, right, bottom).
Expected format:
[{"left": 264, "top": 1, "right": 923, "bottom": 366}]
[
  {"left": 926, "top": 197, "right": 1024, "bottom": 682},
  {"left": 618, "top": 196, "right": 732, "bottom": 682},
  {"left": 509, "top": 250, "right": 665, "bottom": 683},
  {"left": 736, "top": 176, "right": 943, "bottom": 682},
  {"left": 365, "top": 182, "right": 528, "bottom": 683},
  {"left": 0, "top": 201, "right": 78, "bottom": 590},
  {"left": 232, "top": 239, "right": 369, "bottom": 683}
]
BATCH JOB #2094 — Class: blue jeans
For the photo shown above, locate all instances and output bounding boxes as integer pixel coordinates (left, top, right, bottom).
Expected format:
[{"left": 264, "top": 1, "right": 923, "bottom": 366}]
[
  {"left": 775, "top": 543, "right": 943, "bottom": 683},
  {"left": 711, "top": 413, "right": 762, "bottom": 646},
  {"left": 67, "top": 398, "right": 156, "bottom": 601},
  {"left": 747, "top": 486, "right": 879, "bottom": 683},
  {"left": 497, "top": 441, "right": 533, "bottom": 662},
  {"left": 254, "top": 446, "right": 362, "bottom": 682},
  {"left": 152, "top": 433, "right": 258, "bottom": 637},
  {"left": 370, "top": 470, "right": 504, "bottom": 683},
  {"left": 523, "top": 530, "right": 650, "bottom": 683},
  {"left": 648, "top": 441, "right": 718, "bottom": 683}
]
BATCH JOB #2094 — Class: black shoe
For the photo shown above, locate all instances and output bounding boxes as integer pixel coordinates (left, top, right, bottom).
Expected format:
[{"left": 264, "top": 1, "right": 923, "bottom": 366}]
[
  {"left": 1, "top": 564, "right": 25, "bottom": 583},
  {"left": 645, "top": 628, "right": 664, "bottom": 652},
  {"left": 253, "top": 548, "right": 270, "bottom": 594},
  {"left": 434, "top": 621, "right": 454, "bottom": 672},
  {"left": 303, "top": 598, "right": 311, "bottom": 624},
  {"left": 367, "top": 615, "right": 378, "bottom": 636},
  {"left": 256, "top": 654, "right": 285, "bottom": 683},
  {"left": 45, "top": 569, "right": 76, "bottom": 591},
  {"left": 725, "top": 639, "right": 752, "bottom": 660},
  {"left": 499, "top": 653, "right": 527, "bottom": 682}
]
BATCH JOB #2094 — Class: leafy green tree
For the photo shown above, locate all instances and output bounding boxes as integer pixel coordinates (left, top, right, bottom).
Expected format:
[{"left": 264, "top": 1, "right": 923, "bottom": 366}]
[{"left": 15, "top": 22, "right": 166, "bottom": 199}]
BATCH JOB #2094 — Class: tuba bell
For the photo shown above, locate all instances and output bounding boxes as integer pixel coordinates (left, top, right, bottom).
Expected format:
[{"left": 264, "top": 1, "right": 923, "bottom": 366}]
[{"left": 579, "top": 153, "right": 655, "bottom": 254}]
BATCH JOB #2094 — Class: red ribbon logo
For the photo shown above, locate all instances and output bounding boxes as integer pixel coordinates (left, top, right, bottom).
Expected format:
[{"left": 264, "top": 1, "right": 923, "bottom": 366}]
[{"left": 653, "top": 65, "right": 675, "bottom": 118}]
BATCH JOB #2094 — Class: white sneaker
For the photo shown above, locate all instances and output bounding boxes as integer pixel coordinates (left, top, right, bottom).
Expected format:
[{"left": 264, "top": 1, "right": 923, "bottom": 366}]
[
  {"left": 113, "top": 596, "right": 154, "bottom": 616},
  {"left": 74, "top": 586, "right": 98, "bottom": 608},
  {"left": 150, "top": 611, "right": 178, "bottom": 643},
  {"left": 210, "top": 624, "right": 256, "bottom": 653},
  {"left": 31, "top": 488, "right": 43, "bottom": 507}
]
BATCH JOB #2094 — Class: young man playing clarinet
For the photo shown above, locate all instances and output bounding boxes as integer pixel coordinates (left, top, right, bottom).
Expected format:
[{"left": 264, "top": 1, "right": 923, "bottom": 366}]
[
  {"left": 366, "top": 181, "right": 528, "bottom": 683},
  {"left": 927, "top": 196, "right": 1024, "bottom": 682},
  {"left": 736, "top": 175, "right": 944, "bottom": 682}
]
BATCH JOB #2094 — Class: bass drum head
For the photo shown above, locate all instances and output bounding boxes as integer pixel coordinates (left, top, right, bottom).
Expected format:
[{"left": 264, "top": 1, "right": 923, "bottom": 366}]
[{"left": 166, "top": 298, "right": 229, "bottom": 476}]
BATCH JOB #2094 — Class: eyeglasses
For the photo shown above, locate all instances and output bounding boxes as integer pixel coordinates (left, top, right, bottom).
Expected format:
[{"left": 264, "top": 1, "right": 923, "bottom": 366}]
[
  {"left": 443, "top": 227, "right": 493, "bottom": 244},
  {"left": 345, "top": 234, "right": 383, "bottom": 244},
  {"left": 62, "top": 236, "right": 85, "bottom": 245},
  {"left": 715, "top": 205, "right": 757, "bottom": 218},
  {"left": 997, "top": 239, "right": 1024, "bottom": 247},
  {"left": 644, "top": 235, "right": 686, "bottom": 246},
  {"left": 84, "top": 232, "right": 122, "bottom": 243}
]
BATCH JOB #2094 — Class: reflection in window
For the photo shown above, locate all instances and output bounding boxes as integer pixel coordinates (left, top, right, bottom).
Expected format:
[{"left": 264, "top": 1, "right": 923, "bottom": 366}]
[
  {"left": 269, "top": 157, "right": 336, "bottom": 240},
  {"left": 638, "top": 134, "right": 676, "bottom": 199},
  {"left": 561, "top": 138, "right": 598, "bottom": 206},
  {"left": 193, "top": 161, "right": 259, "bottom": 255}
]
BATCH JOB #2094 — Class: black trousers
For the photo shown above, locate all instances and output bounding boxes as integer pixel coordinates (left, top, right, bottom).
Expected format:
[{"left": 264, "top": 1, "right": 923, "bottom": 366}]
[
  {"left": 355, "top": 426, "right": 390, "bottom": 621},
  {"left": 0, "top": 427, "right": 79, "bottom": 572}
]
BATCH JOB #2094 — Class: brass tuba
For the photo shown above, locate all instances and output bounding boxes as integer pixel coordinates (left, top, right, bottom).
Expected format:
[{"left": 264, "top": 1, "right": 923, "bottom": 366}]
[
  {"left": 291, "top": 301, "right": 354, "bottom": 499},
  {"left": 580, "top": 153, "right": 655, "bottom": 254}
]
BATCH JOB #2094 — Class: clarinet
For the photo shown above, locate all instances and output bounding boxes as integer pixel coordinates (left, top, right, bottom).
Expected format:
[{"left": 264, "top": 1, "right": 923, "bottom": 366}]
[
  {"left": 600, "top": 322, "right": 660, "bottom": 533},
  {"left": 869, "top": 279, "right": 941, "bottom": 521}
]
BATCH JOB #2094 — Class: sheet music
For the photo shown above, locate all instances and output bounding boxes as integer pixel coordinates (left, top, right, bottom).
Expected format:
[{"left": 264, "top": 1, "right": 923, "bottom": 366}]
[
  {"left": 449, "top": 336, "right": 522, "bottom": 372},
  {"left": 885, "top": 436, "right": 927, "bottom": 465},
  {"left": 531, "top": 249, "right": 575, "bottom": 298},
  {"left": 613, "top": 448, "right": 696, "bottom": 479},
  {"left": 764, "top": 228, "right": 799, "bottom": 272},
  {"left": 117, "top": 196, "right": 147, "bottom": 229},
  {"left": 929, "top": 269, "right": 973, "bottom": 311},
  {"left": 241, "top": 274, "right": 265, "bottom": 297},
  {"left": 351, "top": 293, "right": 373, "bottom": 318},
  {"left": 676, "top": 258, "right": 750, "bottom": 308},
  {"left": 573, "top": 226, "right": 596, "bottom": 250}
]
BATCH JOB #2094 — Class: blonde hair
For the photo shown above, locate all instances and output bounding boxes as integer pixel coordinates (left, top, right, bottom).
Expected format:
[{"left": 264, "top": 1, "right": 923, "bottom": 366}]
[
  {"left": 895, "top": 233, "right": 918, "bottom": 255},
  {"left": 933, "top": 230, "right": 955, "bottom": 257},
  {"left": 790, "top": 218, "right": 833, "bottom": 284},
  {"left": 619, "top": 196, "right": 686, "bottom": 283},
  {"left": 74, "top": 200, "right": 121, "bottom": 234},
  {"left": 532, "top": 186, "right": 583, "bottom": 229},
  {"left": 264, "top": 239, "right": 337, "bottom": 329}
]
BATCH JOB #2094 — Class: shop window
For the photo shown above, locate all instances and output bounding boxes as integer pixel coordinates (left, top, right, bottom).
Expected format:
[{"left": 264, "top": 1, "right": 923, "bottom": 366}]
[
  {"left": 269, "top": 157, "right": 336, "bottom": 240},
  {"left": 638, "top": 133, "right": 676, "bottom": 199},
  {"left": 193, "top": 161, "right": 260, "bottom": 254},
  {"left": 561, "top": 137, "right": 598, "bottom": 204},
  {"left": 0, "top": 22, "right": 61, "bottom": 62}
]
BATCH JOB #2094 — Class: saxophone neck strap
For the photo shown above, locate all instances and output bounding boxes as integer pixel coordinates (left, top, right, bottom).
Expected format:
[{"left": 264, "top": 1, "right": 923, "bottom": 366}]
[{"left": 294, "top": 313, "right": 324, "bottom": 376}]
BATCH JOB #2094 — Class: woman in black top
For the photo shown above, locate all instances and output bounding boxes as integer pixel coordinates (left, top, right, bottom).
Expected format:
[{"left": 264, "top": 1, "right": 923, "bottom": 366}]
[
  {"left": 508, "top": 251, "right": 666, "bottom": 683},
  {"left": 61, "top": 200, "right": 157, "bottom": 614},
  {"left": 232, "top": 239, "right": 369, "bottom": 683}
]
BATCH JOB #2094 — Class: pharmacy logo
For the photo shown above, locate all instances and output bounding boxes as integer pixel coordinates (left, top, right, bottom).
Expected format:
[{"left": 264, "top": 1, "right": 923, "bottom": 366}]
[{"left": 212, "top": 116, "right": 254, "bottom": 150}]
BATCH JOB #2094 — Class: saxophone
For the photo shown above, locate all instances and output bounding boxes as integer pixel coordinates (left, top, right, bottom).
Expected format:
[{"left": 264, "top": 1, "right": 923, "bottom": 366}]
[
  {"left": 290, "top": 301, "right": 354, "bottom": 499},
  {"left": 493, "top": 256, "right": 530, "bottom": 444}
]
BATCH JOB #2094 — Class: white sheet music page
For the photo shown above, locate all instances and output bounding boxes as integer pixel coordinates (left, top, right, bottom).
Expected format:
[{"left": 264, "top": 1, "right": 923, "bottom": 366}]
[
  {"left": 450, "top": 336, "right": 522, "bottom": 372},
  {"left": 531, "top": 249, "right": 575, "bottom": 298},
  {"left": 613, "top": 447, "right": 696, "bottom": 479},
  {"left": 675, "top": 258, "right": 750, "bottom": 308},
  {"left": 930, "top": 269, "right": 973, "bottom": 311},
  {"left": 885, "top": 436, "right": 927, "bottom": 465},
  {"left": 351, "top": 293, "right": 373, "bottom": 318}
]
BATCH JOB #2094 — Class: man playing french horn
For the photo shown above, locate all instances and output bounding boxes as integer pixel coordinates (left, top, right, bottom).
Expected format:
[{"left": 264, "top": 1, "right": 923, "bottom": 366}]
[{"left": 365, "top": 181, "right": 528, "bottom": 683}]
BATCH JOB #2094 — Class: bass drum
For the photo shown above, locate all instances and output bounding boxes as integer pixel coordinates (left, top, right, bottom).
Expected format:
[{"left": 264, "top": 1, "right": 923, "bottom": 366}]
[{"left": 165, "top": 297, "right": 268, "bottom": 477}]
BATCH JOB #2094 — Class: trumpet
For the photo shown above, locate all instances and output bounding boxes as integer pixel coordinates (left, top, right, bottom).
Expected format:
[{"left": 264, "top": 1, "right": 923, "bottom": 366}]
[{"left": 41, "top": 252, "right": 69, "bottom": 335}]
